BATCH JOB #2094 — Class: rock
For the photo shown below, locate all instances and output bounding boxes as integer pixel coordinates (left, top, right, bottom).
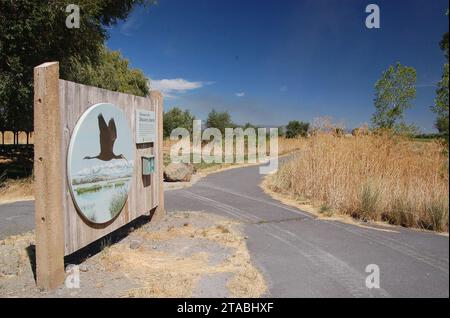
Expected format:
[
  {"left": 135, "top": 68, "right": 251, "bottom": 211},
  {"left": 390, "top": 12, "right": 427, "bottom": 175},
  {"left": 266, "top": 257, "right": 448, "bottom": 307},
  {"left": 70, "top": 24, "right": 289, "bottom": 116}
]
[
  {"left": 129, "top": 240, "right": 141, "bottom": 250},
  {"left": 79, "top": 264, "right": 89, "bottom": 272},
  {"left": 164, "top": 163, "right": 194, "bottom": 182},
  {"left": 65, "top": 264, "right": 76, "bottom": 272}
]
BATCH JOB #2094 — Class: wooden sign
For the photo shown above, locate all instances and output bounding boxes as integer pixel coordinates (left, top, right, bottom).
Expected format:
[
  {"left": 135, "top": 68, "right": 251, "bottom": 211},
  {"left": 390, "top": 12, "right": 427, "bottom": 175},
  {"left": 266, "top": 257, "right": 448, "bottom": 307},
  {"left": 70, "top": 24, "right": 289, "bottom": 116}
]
[
  {"left": 33, "top": 62, "right": 164, "bottom": 289},
  {"left": 67, "top": 103, "right": 135, "bottom": 224}
]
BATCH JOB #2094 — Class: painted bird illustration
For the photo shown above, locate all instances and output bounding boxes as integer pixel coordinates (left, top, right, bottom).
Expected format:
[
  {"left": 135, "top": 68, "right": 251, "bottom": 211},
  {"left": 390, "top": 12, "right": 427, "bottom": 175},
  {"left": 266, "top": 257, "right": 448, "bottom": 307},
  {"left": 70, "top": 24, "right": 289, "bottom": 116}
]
[{"left": 83, "top": 113, "right": 128, "bottom": 162}]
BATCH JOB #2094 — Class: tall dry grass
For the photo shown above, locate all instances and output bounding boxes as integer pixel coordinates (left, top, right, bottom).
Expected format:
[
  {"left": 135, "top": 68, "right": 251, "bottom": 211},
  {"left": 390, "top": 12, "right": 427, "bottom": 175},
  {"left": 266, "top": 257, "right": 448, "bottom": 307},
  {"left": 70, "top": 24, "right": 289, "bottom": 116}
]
[
  {"left": 278, "top": 137, "right": 307, "bottom": 156},
  {"left": 266, "top": 133, "right": 449, "bottom": 232}
]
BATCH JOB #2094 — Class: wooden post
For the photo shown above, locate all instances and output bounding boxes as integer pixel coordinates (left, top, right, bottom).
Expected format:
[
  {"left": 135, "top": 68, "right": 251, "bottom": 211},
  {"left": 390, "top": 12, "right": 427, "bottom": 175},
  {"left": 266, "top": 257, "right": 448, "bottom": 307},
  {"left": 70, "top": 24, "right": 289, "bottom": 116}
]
[
  {"left": 153, "top": 91, "right": 165, "bottom": 221},
  {"left": 34, "top": 62, "right": 65, "bottom": 289}
]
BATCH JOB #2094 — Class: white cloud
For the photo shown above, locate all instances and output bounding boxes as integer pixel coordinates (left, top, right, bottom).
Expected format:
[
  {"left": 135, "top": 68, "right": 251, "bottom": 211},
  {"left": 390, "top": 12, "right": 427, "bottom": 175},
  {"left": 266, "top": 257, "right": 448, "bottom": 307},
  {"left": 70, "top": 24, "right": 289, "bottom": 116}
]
[
  {"left": 149, "top": 78, "right": 212, "bottom": 99},
  {"left": 235, "top": 92, "right": 245, "bottom": 97}
]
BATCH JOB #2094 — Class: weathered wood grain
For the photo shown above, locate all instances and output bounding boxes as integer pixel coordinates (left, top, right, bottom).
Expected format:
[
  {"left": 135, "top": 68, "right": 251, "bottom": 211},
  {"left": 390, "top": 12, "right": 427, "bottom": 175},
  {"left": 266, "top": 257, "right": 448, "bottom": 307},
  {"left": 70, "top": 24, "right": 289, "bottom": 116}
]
[
  {"left": 34, "top": 62, "right": 65, "bottom": 289},
  {"left": 59, "top": 79, "right": 164, "bottom": 255}
]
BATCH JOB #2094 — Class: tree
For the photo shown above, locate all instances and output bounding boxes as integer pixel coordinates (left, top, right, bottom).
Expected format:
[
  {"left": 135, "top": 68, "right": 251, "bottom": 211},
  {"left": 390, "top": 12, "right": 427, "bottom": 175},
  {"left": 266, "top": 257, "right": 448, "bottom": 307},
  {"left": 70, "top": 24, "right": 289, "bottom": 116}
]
[
  {"left": 285, "top": 120, "right": 309, "bottom": 138},
  {"left": 0, "top": 0, "right": 153, "bottom": 140},
  {"left": 371, "top": 63, "right": 417, "bottom": 130},
  {"left": 242, "top": 122, "right": 257, "bottom": 130},
  {"left": 439, "top": 10, "right": 449, "bottom": 60},
  {"left": 205, "top": 109, "right": 234, "bottom": 135},
  {"left": 436, "top": 115, "right": 449, "bottom": 135},
  {"left": 394, "top": 122, "right": 421, "bottom": 137},
  {"left": 432, "top": 64, "right": 449, "bottom": 139},
  {"left": 163, "top": 107, "right": 196, "bottom": 138},
  {"left": 69, "top": 46, "right": 149, "bottom": 97},
  {"left": 431, "top": 9, "right": 449, "bottom": 142}
]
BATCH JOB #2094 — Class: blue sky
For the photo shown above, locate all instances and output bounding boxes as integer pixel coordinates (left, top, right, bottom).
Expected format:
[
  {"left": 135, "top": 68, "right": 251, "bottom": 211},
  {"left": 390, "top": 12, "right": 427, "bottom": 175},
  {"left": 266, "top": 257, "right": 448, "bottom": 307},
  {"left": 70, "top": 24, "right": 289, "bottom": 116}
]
[{"left": 106, "top": 0, "right": 449, "bottom": 132}]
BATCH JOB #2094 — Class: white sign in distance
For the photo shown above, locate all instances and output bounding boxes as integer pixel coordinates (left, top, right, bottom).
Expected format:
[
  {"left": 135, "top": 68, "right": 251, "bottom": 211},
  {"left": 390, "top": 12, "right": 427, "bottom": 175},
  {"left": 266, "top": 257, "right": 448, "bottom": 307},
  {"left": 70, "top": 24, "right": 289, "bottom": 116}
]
[{"left": 135, "top": 109, "right": 156, "bottom": 144}]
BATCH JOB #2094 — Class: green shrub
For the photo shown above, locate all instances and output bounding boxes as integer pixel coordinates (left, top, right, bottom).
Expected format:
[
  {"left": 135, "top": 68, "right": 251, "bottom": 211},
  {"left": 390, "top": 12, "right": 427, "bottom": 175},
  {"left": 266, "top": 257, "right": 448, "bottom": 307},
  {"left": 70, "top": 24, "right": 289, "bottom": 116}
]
[
  {"left": 163, "top": 107, "right": 195, "bottom": 138},
  {"left": 206, "top": 109, "right": 235, "bottom": 135},
  {"left": 285, "top": 121, "right": 309, "bottom": 138}
]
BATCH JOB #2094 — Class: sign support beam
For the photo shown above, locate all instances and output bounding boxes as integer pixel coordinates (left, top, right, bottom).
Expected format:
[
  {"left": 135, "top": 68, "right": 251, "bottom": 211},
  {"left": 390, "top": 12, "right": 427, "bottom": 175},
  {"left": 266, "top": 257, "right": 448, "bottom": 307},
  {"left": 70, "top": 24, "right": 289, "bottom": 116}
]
[
  {"left": 33, "top": 62, "right": 164, "bottom": 289},
  {"left": 34, "top": 62, "right": 65, "bottom": 289}
]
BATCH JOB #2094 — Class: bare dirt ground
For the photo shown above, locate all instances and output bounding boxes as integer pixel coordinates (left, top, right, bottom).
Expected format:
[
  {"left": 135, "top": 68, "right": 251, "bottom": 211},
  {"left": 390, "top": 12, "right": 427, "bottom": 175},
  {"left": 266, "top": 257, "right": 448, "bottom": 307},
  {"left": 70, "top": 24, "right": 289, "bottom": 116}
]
[{"left": 0, "top": 211, "right": 266, "bottom": 298}]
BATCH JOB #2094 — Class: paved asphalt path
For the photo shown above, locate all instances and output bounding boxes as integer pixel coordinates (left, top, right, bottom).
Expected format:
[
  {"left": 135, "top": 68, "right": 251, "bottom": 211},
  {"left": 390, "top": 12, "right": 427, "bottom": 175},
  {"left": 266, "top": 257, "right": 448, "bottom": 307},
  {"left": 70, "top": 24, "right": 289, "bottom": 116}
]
[
  {"left": 1, "top": 161, "right": 449, "bottom": 297},
  {"left": 165, "top": 163, "right": 449, "bottom": 298},
  {"left": 0, "top": 200, "right": 34, "bottom": 239}
]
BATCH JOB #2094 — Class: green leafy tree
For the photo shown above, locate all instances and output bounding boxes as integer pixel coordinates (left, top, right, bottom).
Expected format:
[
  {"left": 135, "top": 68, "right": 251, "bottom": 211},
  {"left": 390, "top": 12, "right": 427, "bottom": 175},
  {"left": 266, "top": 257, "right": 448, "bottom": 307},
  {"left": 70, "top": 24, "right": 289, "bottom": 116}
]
[
  {"left": 242, "top": 122, "right": 257, "bottom": 130},
  {"left": 205, "top": 109, "right": 234, "bottom": 135},
  {"left": 432, "top": 64, "right": 449, "bottom": 138},
  {"left": 394, "top": 122, "right": 421, "bottom": 138},
  {"left": 69, "top": 46, "right": 149, "bottom": 97},
  {"left": 431, "top": 10, "right": 449, "bottom": 142},
  {"left": 285, "top": 120, "right": 309, "bottom": 138},
  {"left": 371, "top": 63, "right": 417, "bottom": 130},
  {"left": 0, "top": 0, "right": 153, "bottom": 140},
  {"left": 163, "top": 107, "right": 196, "bottom": 138},
  {"left": 439, "top": 10, "right": 449, "bottom": 60},
  {"left": 435, "top": 115, "right": 449, "bottom": 136}
]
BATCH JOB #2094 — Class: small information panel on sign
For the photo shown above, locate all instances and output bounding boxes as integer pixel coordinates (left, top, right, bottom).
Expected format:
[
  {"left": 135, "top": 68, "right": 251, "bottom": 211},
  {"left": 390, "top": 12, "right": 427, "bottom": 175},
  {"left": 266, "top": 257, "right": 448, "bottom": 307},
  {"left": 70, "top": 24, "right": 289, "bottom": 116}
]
[{"left": 135, "top": 109, "right": 156, "bottom": 144}]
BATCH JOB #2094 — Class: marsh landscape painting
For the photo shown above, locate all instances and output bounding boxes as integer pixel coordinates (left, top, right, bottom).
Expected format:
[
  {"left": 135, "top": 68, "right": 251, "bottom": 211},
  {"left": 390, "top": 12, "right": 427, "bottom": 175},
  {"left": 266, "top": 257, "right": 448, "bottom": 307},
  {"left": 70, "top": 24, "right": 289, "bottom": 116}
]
[{"left": 68, "top": 103, "right": 135, "bottom": 224}]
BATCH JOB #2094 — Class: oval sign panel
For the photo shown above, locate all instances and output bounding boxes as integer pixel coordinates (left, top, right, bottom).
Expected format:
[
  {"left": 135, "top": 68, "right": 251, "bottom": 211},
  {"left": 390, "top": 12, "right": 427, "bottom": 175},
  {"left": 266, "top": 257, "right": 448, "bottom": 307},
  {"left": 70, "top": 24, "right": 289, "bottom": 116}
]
[{"left": 68, "top": 103, "right": 135, "bottom": 224}]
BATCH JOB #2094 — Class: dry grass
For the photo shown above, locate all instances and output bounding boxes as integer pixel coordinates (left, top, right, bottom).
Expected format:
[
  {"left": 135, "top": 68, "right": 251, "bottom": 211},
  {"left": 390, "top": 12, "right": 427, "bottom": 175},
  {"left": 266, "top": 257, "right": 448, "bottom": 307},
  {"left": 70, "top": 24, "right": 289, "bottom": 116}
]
[
  {"left": 102, "top": 247, "right": 210, "bottom": 297},
  {"left": 266, "top": 133, "right": 449, "bottom": 232},
  {"left": 101, "top": 219, "right": 267, "bottom": 298},
  {"left": 278, "top": 137, "right": 307, "bottom": 156},
  {"left": 0, "top": 177, "right": 34, "bottom": 204},
  {"left": 0, "top": 213, "right": 267, "bottom": 297}
]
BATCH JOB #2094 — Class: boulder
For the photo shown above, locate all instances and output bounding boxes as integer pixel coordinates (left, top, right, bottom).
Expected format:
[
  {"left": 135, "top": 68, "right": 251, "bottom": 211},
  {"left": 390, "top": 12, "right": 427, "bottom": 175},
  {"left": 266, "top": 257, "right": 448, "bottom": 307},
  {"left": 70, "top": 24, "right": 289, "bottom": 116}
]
[{"left": 164, "top": 163, "right": 194, "bottom": 182}]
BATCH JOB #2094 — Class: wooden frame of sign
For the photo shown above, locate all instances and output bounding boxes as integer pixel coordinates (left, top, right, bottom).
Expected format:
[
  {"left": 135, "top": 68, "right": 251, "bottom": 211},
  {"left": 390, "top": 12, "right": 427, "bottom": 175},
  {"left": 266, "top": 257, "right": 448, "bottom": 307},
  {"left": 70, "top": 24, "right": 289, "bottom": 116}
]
[{"left": 34, "top": 62, "right": 165, "bottom": 289}]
